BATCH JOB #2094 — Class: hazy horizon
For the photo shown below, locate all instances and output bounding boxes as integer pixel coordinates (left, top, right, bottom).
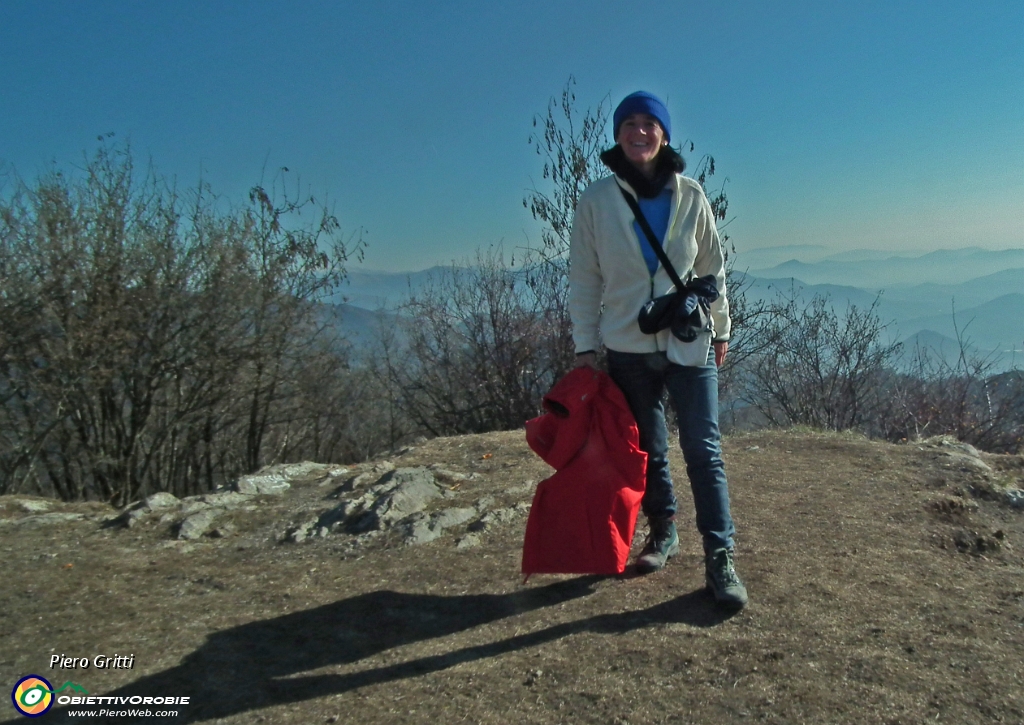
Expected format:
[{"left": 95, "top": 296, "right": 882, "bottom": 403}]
[{"left": 350, "top": 243, "right": 1024, "bottom": 275}]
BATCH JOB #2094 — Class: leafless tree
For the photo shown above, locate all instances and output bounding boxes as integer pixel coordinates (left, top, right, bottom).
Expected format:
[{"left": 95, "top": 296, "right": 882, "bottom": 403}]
[
  {"left": 380, "top": 247, "right": 554, "bottom": 436},
  {"left": 524, "top": 76, "right": 611, "bottom": 261},
  {"left": 880, "top": 311, "right": 1024, "bottom": 453},
  {"left": 740, "top": 291, "right": 902, "bottom": 432},
  {"left": 0, "top": 143, "right": 366, "bottom": 503}
]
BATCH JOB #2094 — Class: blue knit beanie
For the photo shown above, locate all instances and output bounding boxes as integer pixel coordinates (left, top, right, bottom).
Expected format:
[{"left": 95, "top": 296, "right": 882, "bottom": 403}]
[{"left": 613, "top": 91, "right": 671, "bottom": 143}]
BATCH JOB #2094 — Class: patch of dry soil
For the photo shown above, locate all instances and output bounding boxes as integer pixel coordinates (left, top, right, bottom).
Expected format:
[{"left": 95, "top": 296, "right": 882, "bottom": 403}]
[{"left": 1, "top": 429, "right": 1022, "bottom": 724}]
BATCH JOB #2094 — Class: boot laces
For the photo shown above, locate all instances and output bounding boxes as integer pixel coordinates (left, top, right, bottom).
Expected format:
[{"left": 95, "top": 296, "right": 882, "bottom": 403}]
[
  {"left": 709, "top": 549, "right": 740, "bottom": 585},
  {"left": 643, "top": 525, "right": 673, "bottom": 554}
]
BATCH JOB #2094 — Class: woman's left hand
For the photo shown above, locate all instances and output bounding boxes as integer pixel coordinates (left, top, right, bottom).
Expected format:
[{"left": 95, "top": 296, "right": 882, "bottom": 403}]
[{"left": 714, "top": 340, "right": 729, "bottom": 368}]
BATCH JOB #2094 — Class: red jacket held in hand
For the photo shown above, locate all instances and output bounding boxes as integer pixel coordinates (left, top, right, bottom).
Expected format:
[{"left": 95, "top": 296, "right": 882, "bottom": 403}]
[{"left": 522, "top": 366, "right": 647, "bottom": 576}]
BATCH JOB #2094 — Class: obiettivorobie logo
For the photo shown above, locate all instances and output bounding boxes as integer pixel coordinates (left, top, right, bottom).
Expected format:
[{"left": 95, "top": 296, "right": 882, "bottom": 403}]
[{"left": 11, "top": 675, "right": 88, "bottom": 717}]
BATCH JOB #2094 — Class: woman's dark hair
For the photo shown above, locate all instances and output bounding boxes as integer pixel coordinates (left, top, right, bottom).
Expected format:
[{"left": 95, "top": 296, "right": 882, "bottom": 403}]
[{"left": 599, "top": 144, "right": 685, "bottom": 198}]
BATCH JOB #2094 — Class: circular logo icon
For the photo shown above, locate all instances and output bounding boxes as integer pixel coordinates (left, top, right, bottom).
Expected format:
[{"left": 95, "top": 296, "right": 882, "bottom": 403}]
[{"left": 11, "top": 675, "right": 54, "bottom": 718}]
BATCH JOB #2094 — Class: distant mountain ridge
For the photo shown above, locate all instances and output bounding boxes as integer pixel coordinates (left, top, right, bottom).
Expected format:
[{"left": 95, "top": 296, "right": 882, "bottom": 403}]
[
  {"left": 899, "top": 293, "right": 1024, "bottom": 353},
  {"left": 746, "top": 247, "right": 1024, "bottom": 288},
  {"left": 330, "top": 247, "right": 1023, "bottom": 370}
]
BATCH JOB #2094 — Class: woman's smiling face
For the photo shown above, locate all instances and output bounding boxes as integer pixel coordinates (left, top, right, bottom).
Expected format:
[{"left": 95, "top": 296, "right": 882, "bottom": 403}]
[{"left": 616, "top": 113, "right": 666, "bottom": 172}]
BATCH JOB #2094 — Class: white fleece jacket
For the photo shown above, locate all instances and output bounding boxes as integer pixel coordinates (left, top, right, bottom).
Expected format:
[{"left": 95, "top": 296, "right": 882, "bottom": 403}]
[{"left": 568, "top": 173, "right": 731, "bottom": 366}]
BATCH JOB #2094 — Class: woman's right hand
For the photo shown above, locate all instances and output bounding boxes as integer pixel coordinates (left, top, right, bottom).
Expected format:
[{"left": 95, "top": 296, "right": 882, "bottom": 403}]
[{"left": 574, "top": 352, "right": 597, "bottom": 369}]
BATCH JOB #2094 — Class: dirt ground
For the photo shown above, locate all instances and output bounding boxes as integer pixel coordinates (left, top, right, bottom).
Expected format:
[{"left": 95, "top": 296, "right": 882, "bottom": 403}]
[{"left": 2, "top": 428, "right": 1023, "bottom": 725}]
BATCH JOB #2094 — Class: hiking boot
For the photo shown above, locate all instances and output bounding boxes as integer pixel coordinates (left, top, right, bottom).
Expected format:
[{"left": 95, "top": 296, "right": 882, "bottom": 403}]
[
  {"left": 635, "top": 519, "right": 679, "bottom": 574},
  {"left": 705, "top": 547, "right": 748, "bottom": 609}
]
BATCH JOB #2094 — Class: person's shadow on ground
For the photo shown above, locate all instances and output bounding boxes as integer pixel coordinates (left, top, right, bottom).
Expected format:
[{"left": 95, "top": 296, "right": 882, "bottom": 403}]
[{"left": 5, "top": 576, "right": 735, "bottom": 724}]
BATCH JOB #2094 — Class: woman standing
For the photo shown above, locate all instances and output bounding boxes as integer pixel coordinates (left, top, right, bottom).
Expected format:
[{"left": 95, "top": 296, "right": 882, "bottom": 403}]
[{"left": 569, "top": 91, "right": 747, "bottom": 608}]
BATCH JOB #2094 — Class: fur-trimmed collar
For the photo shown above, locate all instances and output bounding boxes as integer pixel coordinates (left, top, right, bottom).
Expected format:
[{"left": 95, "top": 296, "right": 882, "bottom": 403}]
[{"left": 600, "top": 144, "right": 686, "bottom": 199}]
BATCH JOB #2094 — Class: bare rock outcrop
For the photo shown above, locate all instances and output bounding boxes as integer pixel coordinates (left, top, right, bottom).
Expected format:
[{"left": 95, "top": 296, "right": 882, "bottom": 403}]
[{"left": 235, "top": 472, "right": 291, "bottom": 495}]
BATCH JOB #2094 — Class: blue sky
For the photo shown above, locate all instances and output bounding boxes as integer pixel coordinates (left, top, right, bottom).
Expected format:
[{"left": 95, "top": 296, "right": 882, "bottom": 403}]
[{"left": 2, "top": 1, "right": 1022, "bottom": 272}]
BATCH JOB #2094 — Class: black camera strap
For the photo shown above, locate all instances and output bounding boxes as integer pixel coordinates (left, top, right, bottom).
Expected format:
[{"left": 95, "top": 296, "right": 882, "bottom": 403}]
[{"left": 618, "top": 184, "right": 687, "bottom": 291}]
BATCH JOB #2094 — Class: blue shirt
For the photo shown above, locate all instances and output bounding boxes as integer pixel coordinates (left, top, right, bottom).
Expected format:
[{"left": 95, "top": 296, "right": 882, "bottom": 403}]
[{"left": 633, "top": 187, "right": 673, "bottom": 278}]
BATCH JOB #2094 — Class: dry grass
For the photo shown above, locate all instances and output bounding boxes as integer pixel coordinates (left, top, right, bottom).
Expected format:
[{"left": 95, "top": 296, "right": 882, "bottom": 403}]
[{"left": 1, "top": 429, "right": 1022, "bottom": 724}]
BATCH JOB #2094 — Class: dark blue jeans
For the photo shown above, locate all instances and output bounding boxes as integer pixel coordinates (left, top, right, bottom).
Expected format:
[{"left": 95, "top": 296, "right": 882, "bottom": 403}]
[{"left": 606, "top": 349, "right": 736, "bottom": 552}]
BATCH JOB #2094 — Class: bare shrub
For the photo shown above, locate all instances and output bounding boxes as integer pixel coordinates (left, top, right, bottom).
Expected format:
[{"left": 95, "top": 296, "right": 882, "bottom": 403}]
[
  {"left": 379, "top": 248, "right": 558, "bottom": 436},
  {"left": 0, "top": 144, "right": 365, "bottom": 502},
  {"left": 881, "top": 320, "right": 1024, "bottom": 453},
  {"left": 740, "top": 291, "right": 902, "bottom": 432},
  {"left": 524, "top": 75, "right": 611, "bottom": 261}
]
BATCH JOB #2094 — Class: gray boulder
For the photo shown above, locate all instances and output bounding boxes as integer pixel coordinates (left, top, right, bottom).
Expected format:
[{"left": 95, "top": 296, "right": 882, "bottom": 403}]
[
  {"left": 272, "top": 461, "right": 328, "bottom": 479},
  {"left": 287, "top": 467, "right": 445, "bottom": 541},
  {"left": 402, "top": 513, "right": 441, "bottom": 546},
  {"left": 284, "top": 504, "right": 351, "bottom": 542},
  {"left": 234, "top": 472, "right": 290, "bottom": 495},
  {"left": 180, "top": 500, "right": 213, "bottom": 516},
  {"left": 468, "top": 502, "right": 531, "bottom": 532},
  {"left": 18, "top": 499, "right": 53, "bottom": 513},
  {"left": 353, "top": 468, "right": 442, "bottom": 531},
  {"left": 402, "top": 507, "right": 477, "bottom": 546},
  {"left": 192, "top": 492, "right": 254, "bottom": 509},
  {"left": 341, "top": 462, "right": 396, "bottom": 493},
  {"left": 144, "top": 492, "right": 180, "bottom": 510},
  {"left": 177, "top": 509, "right": 220, "bottom": 540}
]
